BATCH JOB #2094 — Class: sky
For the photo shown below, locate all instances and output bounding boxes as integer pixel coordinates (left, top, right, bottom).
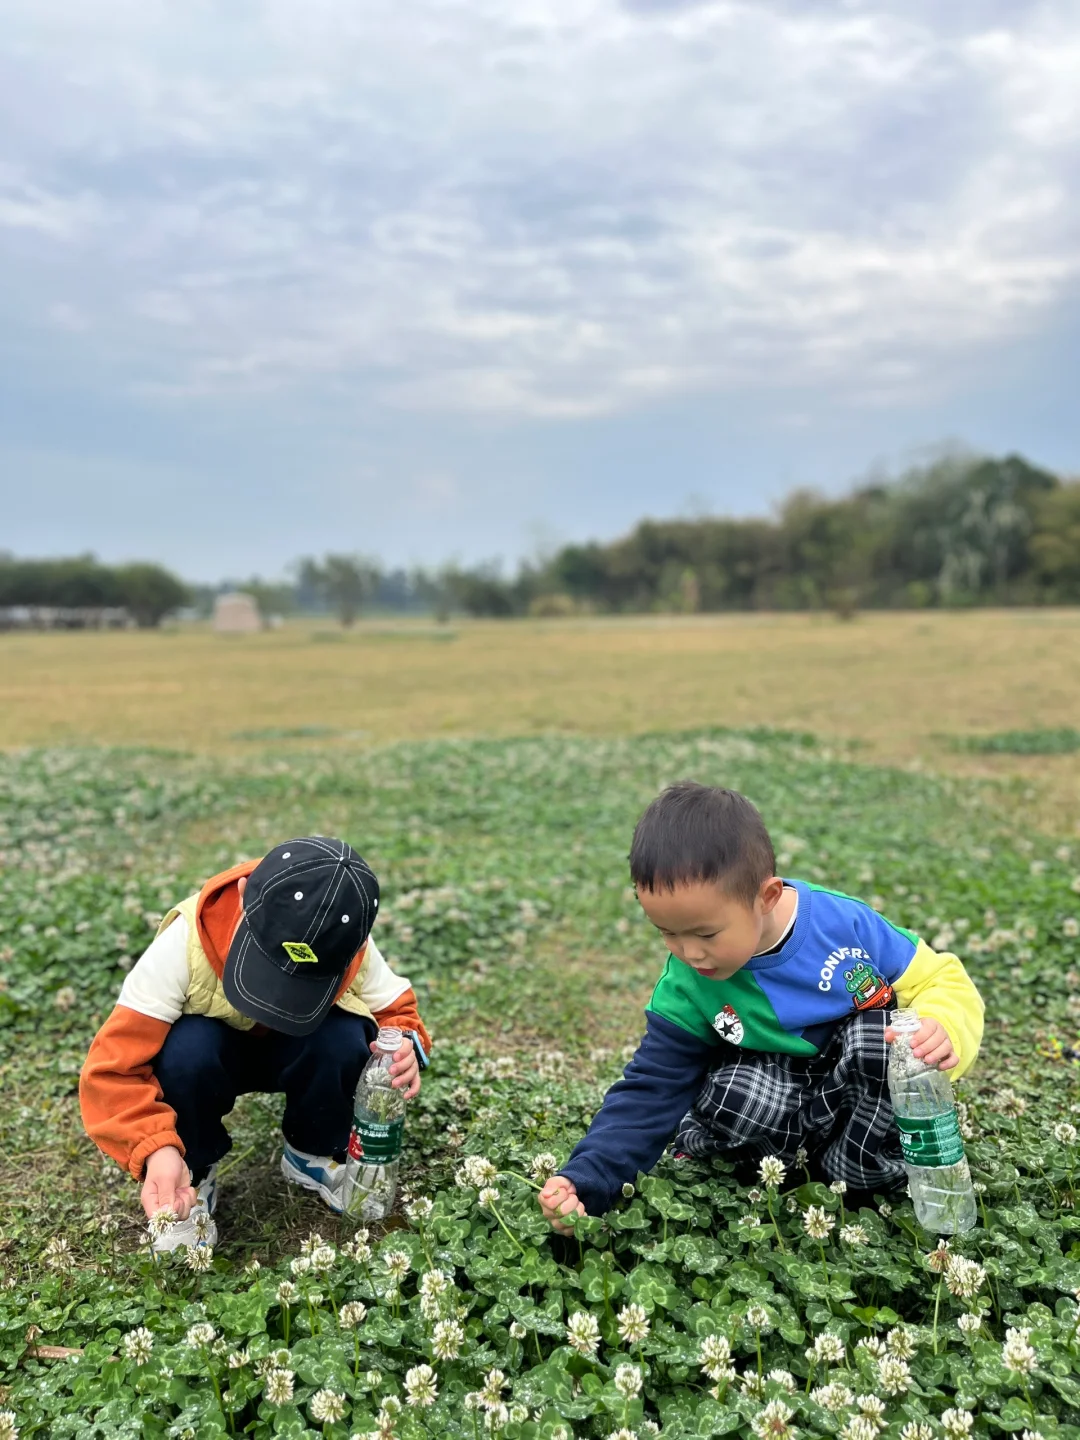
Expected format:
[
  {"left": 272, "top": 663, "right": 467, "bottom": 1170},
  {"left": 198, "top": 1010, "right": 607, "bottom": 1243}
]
[{"left": 2, "top": 0, "right": 1079, "bottom": 581}]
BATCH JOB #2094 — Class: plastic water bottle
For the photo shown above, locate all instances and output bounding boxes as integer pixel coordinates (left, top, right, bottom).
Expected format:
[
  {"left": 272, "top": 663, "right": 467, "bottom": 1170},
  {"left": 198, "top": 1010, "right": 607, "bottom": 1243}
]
[
  {"left": 887, "top": 1008, "right": 976, "bottom": 1234},
  {"left": 343, "top": 1026, "right": 407, "bottom": 1220}
]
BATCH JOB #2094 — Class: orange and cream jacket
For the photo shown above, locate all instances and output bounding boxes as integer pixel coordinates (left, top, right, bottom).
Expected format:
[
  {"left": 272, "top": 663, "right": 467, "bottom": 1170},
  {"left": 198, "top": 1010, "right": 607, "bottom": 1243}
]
[{"left": 79, "top": 861, "right": 431, "bottom": 1180}]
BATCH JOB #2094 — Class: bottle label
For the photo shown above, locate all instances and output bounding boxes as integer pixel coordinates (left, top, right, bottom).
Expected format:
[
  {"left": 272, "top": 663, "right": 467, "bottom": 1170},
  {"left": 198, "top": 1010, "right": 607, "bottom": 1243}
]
[
  {"left": 895, "top": 1112, "right": 965, "bottom": 1167},
  {"left": 348, "top": 1117, "right": 404, "bottom": 1165}
]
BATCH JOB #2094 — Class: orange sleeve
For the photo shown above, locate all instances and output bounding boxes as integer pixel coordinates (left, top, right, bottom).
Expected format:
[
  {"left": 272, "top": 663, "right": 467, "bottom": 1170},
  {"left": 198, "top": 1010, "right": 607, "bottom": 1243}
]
[
  {"left": 79, "top": 1005, "right": 185, "bottom": 1180},
  {"left": 371, "top": 986, "right": 432, "bottom": 1058}
]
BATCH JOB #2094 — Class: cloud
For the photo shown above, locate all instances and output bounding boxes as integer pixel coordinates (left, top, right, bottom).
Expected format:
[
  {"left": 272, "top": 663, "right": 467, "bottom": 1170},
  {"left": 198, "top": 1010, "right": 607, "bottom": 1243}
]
[{"left": 1, "top": 0, "right": 1079, "bottom": 420}]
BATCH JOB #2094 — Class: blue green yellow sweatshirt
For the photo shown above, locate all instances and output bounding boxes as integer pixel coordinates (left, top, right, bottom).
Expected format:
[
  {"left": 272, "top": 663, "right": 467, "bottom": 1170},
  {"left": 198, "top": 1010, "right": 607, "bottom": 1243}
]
[{"left": 561, "top": 879, "right": 984, "bottom": 1214}]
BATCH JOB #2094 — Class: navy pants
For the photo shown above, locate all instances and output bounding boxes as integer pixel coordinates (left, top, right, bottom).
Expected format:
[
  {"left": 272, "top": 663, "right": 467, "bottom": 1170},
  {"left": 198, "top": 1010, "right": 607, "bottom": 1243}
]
[{"left": 154, "top": 1010, "right": 376, "bottom": 1183}]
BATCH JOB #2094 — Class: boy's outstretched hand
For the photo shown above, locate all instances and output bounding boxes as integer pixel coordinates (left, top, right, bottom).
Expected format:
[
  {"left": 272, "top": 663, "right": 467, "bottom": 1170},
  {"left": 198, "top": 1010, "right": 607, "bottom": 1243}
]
[
  {"left": 538, "top": 1175, "right": 586, "bottom": 1233},
  {"left": 141, "top": 1144, "right": 196, "bottom": 1221},
  {"left": 375, "top": 1038, "right": 422, "bottom": 1099},
  {"left": 884, "top": 1016, "right": 959, "bottom": 1071}
]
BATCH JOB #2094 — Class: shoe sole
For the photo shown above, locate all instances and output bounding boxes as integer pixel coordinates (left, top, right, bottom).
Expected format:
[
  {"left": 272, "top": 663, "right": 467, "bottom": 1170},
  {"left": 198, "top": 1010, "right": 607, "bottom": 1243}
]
[{"left": 280, "top": 1154, "right": 344, "bottom": 1214}]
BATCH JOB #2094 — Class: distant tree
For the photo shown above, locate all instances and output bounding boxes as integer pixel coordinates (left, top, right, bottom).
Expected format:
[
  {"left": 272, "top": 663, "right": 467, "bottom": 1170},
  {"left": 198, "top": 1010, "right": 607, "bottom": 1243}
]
[
  {"left": 300, "top": 554, "right": 381, "bottom": 626},
  {"left": 113, "top": 563, "right": 189, "bottom": 627},
  {"left": 1030, "top": 481, "right": 1080, "bottom": 600},
  {"left": 241, "top": 578, "right": 296, "bottom": 621}
]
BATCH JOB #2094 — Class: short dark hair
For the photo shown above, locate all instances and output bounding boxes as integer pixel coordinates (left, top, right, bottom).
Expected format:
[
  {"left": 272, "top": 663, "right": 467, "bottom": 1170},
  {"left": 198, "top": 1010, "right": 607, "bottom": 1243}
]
[{"left": 629, "top": 782, "right": 776, "bottom": 905}]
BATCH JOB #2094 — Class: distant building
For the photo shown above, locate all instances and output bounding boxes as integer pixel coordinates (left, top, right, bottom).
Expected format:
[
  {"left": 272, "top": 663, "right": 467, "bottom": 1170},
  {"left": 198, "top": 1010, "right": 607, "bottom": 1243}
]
[
  {"left": 0, "top": 606, "right": 133, "bottom": 631},
  {"left": 213, "top": 592, "right": 262, "bottom": 634}
]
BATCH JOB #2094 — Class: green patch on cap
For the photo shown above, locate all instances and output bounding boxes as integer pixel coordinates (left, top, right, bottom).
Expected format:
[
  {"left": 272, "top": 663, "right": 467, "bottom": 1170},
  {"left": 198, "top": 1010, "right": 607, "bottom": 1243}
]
[{"left": 282, "top": 940, "right": 320, "bottom": 965}]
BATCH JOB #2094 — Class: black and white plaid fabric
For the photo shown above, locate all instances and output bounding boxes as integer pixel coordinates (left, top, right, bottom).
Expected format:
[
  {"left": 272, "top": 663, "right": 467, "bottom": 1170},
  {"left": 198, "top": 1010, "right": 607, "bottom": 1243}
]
[{"left": 674, "top": 1008, "right": 905, "bottom": 1189}]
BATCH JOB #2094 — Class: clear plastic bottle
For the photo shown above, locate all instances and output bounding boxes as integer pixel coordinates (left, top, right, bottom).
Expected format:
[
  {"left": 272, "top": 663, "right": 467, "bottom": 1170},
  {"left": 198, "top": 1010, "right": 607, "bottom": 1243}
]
[
  {"left": 887, "top": 1008, "right": 976, "bottom": 1234},
  {"left": 343, "top": 1026, "right": 407, "bottom": 1220}
]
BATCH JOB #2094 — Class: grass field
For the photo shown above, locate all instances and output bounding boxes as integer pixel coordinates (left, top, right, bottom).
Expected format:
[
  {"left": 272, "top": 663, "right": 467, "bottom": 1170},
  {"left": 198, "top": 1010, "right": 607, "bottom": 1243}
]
[
  {"left": 2, "top": 615, "right": 1080, "bottom": 1436},
  {"left": 0, "top": 610, "right": 1077, "bottom": 759}
]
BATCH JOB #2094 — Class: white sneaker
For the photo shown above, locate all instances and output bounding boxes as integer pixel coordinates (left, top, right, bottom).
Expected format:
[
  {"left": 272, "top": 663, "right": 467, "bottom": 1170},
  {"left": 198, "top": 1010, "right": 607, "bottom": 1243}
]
[
  {"left": 151, "top": 1166, "right": 219, "bottom": 1253},
  {"left": 280, "top": 1142, "right": 347, "bottom": 1213}
]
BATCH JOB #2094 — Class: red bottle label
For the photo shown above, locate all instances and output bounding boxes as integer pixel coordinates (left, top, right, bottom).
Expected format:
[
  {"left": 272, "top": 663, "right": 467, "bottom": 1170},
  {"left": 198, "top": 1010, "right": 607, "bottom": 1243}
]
[{"left": 347, "top": 1127, "right": 364, "bottom": 1161}]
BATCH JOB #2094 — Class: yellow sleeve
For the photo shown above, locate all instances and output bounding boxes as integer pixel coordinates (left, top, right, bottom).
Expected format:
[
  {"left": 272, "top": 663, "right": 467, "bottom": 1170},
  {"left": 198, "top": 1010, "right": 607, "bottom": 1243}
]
[{"left": 894, "top": 939, "right": 984, "bottom": 1080}]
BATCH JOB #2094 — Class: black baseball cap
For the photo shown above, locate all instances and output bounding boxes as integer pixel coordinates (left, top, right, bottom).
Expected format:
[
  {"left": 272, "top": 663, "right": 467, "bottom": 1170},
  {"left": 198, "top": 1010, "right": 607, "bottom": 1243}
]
[{"left": 222, "top": 836, "right": 380, "bottom": 1036}]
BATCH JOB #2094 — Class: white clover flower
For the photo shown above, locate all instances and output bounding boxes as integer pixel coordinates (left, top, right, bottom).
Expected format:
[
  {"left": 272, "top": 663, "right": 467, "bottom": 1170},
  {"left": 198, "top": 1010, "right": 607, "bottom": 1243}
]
[
  {"left": 926, "top": 1239, "right": 951, "bottom": 1273},
  {"left": 958, "top": 1313, "right": 982, "bottom": 1337},
  {"left": 184, "top": 1243, "right": 213, "bottom": 1273},
  {"left": 480, "top": 1368, "right": 508, "bottom": 1408},
  {"left": 803, "top": 1206, "right": 835, "bottom": 1240},
  {"left": 740, "top": 1213, "right": 763, "bottom": 1228},
  {"left": 419, "top": 1268, "right": 450, "bottom": 1299},
  {"left": 877, "top": 1355, "right": 911, "bottom": 1395},
  {"left": 811, "top": 1382, "right": 854, "bottom": 1412},
  {"left": 310, "top": 1243, "right": 336, "bottom": 1273},
  {"left": 746, "top": 1303, "right": 774, "bottom": 1333},
  {"left": 614, "top": 1363, "right": 643, "bottom": 1399},
  {"left": 807, "top": 1332, "right": 845, "bottom": 1365},
  {"left": 1063, "top": 918, "right": 1080, "bottom": 939},
  {"left": 1053, "top": 1122, "right": 1078, "bottom": 1144},
  {"left": 740, "top": 1372, "right": 767, "bottom": 1398},
  {"left": 856, "top": 1336, "right": 886, "bottom": 1359},
  {"left": 605, "top": 1430, "right": 637, "bottom": 1440},
  {"left": 484, "top": 1407, "right": 509, "bottom": 1434},
  {"left": 148, "top": 1207, "right": 179, "bottom": 1238},
  {"left": 886, "top": 1325, "right": 917, "bottom": 1359},
  {"left": 829, "top": 1180, "right": 848, "bottom": 1196},
  {"left": 999, "top": 1090, "right": 1028, "bottom": 1118},
  {"left": 460, "top": 1154, "right": 498, "bottom": 1187},
  {"left": 840, "top": 1224, "right": 869, "bottom": 1246},
  {"left": 899, "top": 1425, "right": 934, "bottom": 1440},
  {"left": 227, "top": 1348, "right": 249, "bottom": 1369},
  {"left": 617, "top": 1303, "right": 650, "bottom": 1345},
  {"left": 766, "top": 1369, "right": 797, "bottom": 1392},
  {"left": 366, "top": 1368, "right": 383, "bottom": 1388},
  {"left": 122, "top": 1327, "right": 154, "bottom": 1365},
  {"left": 406, "top": 1196, "right": 434, "bottom": 1223},
  {"left": 290, "top": 1256, "right": 311, "bottom": 1277},
  {"left": 699, "top": 1334, "right": 735, "bottom": 1382},
  {"left": 945, "top": 1255, "right": 986, "bottom": 1300},
  {"left": 878, "top": 1202, "right": 892, "bottom": 1218},
  {"left": 758, "top": 1156, "right": 786, "bottom": 1188},
  {"left": 622, "top": 1182, "right": 636, "bottom": 1198},
  {"left": 840, "top": 1420, "right": 879, "bottom": 1440},
  {"left": 941, "top": 1409, "right": 975, "bottom": 1437},
  {"left": 566, "top": 1310, "right": 601, "bottom": 1357},
  {"left": 478, "top": 1186, "right": 501, "bottom": 1208},
  {"left": 1002, "top": 1326, "right": 1037, "bottom": 1375},
  {"left": 549, "top": 1427, "right": 572, "bottom": 1440},
  {"left": 310, "top": 1389, "right": 347, "bottom": 1424},
  {"left": 383, "top": 1249, "right": 411, "bottom": 1281},
  {"left": 854, "top": 1394, "right": 886, "bottom": 1430},
  {"left": 433, "top": 1318, "right": 465, "bottom": 1360},
  {"left": 185, "top": 1323, "right": 216, "bottom": 1347},
  {"left": 509, "top": 1320, "right": 526, "bottom": 1340},
  {"left": 530, "top": 1152, "right": 559, "bottom": 1182},
  {"left": 404, "top": 1363, "right": 439, "bottom": 1408},
  {"left": 44, "top": 1237, "right": 74, "bottom": 1272},
  {"left": 1021, "top": 1431, "right": 1047, "bottom": 1440},
  {"left": 276, "top": 1280, "right": 299, "bottom": 1307},
  {"left": 339, "top": 1300, "right": 368, "bottom": 1329},
  {"left": 380, "top": 1395, "right": 403, "bottom": 1418},
  {"left": 750, "top": 1398, "right": 796, "bottom": 1439},
  {"left": 264, "top": 1368, "right": 295, "bottom": 1405},
  {"left": 0, "top": 1411, "right": 17, "bottom": 1440}
]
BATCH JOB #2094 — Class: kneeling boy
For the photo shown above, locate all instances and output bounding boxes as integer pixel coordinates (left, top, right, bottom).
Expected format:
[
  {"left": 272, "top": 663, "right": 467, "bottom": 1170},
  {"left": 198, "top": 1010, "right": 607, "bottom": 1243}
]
[
  {"left": 81, "top": 837, "right": 429, "bottom": 1250},
  {"left": 540, "top": 784, "right": 982, "bottom": 1229}
]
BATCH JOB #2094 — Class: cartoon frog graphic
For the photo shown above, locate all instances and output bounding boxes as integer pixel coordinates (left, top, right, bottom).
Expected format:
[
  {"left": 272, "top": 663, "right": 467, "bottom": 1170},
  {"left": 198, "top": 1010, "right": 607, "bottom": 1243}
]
[
  {"left": 712, "top": 1004, "right": 745, "bottom": 1045},
  {"left": 844, "top": 958, "right": 894, "bottom": 1011}
]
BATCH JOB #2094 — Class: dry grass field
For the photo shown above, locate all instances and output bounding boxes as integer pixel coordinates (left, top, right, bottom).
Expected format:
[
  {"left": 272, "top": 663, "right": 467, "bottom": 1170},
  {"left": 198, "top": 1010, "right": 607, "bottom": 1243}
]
[{"left": 2, "top": 609, "right": 1078, "bottom": 825}]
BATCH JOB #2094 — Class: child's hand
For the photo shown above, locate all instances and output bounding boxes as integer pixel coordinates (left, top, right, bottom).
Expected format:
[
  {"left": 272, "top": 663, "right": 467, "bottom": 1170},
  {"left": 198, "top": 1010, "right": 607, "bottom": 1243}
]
[
  {"left": 141, "top": 1145, "right": 196, "bottom": 1220},
  {"left": 538, "top": 1176, "right": 586, "bottom": 1234},
  {"left": 885, "top": 1016, "right": 959, "bottom": 1071},
  {"left": 375, "top": 1038, "right": 422, "bottom": 1098}
]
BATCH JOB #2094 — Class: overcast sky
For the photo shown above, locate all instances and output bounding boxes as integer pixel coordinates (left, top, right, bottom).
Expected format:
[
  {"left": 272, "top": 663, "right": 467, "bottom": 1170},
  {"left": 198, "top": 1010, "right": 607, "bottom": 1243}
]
[{"left": 2, "top": 0, "right": 1079, "bottom": 581}]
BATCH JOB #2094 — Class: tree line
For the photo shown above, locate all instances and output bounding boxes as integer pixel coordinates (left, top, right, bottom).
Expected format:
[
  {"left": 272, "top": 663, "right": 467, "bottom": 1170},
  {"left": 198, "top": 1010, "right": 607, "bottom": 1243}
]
[{"left": 4, "top": 451, "right": 1078, "bottom": 627}]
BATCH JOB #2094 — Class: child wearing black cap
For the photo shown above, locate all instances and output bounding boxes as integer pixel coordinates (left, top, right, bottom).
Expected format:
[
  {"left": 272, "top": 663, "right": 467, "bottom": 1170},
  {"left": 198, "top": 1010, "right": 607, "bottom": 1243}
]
[{"left": 80, "top": 837, "right": 430, "bottom": 1251}]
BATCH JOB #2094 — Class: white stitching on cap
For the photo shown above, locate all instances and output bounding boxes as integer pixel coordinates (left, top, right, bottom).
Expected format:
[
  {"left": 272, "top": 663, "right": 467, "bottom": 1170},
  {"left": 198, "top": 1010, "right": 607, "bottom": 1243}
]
[{"left": 229, "top": 931, "right": 337, "bottom": 1022}]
